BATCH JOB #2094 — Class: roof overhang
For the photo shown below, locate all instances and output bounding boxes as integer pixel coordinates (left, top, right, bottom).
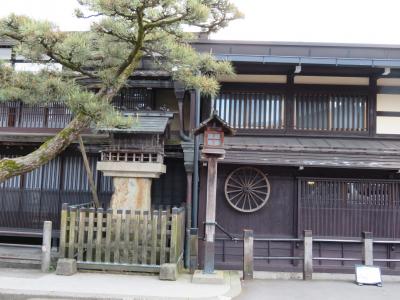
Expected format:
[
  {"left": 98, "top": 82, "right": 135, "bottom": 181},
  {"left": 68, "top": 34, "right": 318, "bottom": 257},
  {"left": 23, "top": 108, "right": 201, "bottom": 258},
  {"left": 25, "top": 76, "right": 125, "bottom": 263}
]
[
  {"left": 97, "top": 111, "right": 174, "bottom": 134},
  {"left": 211, "top": 137, "right": 400, "bottom": 170}
]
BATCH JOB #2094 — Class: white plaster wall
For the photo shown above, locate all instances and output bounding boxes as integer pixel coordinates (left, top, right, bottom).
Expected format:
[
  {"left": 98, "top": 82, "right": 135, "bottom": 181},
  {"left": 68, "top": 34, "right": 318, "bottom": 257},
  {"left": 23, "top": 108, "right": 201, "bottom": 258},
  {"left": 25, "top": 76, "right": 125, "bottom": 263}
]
[
  {"left": 377, "top": 78, "right": 400, "bottom": 87},
  {"left": 377, "top": 94, "right": 400, "bottom": 112},
  {"left": 218, "top": 74, "right": 287, "bottom": 83},
  {"left": 294, "top": 76, "right": 369, "bottom": 86},
  {"left": 376, "top": 116, "right": 400, "bottom": 134}
]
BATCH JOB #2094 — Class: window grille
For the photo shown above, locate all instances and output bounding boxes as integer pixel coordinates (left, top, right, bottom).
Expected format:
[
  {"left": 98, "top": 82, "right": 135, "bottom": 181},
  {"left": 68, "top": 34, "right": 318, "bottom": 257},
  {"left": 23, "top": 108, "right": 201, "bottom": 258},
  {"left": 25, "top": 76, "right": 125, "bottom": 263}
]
[
  {"left": 294, "top": 92, "right": 368, "bottom": 132},
  {"left": 214, "top": 91, "right": 285, "bottom": 130}
]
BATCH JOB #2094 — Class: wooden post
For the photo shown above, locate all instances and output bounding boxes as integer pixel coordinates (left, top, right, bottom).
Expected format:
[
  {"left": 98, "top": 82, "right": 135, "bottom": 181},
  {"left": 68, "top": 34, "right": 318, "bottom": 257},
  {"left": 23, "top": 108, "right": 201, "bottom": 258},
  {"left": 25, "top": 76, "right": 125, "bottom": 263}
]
[
  {"left": 303, "top": 230, "right": 313, "bottom": 280},
  {"left": 204, "top": 156, "right": 218, "bottom": 274},
  {"left": 123, "top": 210, "right": 131, "bottom": 263},
  {"left": 86, "top": 208, "right": 95, "bottom": 262},
  {"left": 189, "top": 228, "right": 198, "bottom": 274},
  {"left": 41, "top": 221, "right": 52, "bottom": 272},
  {"left": 141, "top": 211, "right": 149, "bottom": 264},
  {"left": 160, "top": 211, "right": 167, "bottom": 264},
  {"left": 115, "top": 210, "right": 123, "bottom": 263},
  {"left": 68, "top": 207, "right": 77, "bottom": 259},
  {"left": 95, "top": 208, "right": 103, "bottom": 262},
  {"left": 105, "top": 209, "right": 113, "bottom": 263},
  {"left": 78, "top": 135, "right": 100, "bottom": 208},
  {"left": 150, "top": 210, "right": 158, "bottom": 265},
  {"left": 133, "top": 211, "right": 140, "bottom": 264},
  {"left": 243, "top": 229, "right": 254, "bottom": 280},
  {"left": 362, "top": 231, "right": 373, "bottom": 266},
  {"left": 77, "top": 208, "right": 86, "bottom": 261},
  {"left": 59, "top": 203, "right": 68, "bottom": 258},
  {"left": 170, "top": 207, "right": 179, "bottom": 263}
]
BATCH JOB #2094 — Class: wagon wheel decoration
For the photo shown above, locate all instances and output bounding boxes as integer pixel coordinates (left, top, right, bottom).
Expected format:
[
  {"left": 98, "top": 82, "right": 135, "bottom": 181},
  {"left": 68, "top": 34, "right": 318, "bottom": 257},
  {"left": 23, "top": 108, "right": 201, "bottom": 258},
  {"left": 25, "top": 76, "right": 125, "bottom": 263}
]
[{"left": 224, "top": 167, "right": 270, "bottom": 213}]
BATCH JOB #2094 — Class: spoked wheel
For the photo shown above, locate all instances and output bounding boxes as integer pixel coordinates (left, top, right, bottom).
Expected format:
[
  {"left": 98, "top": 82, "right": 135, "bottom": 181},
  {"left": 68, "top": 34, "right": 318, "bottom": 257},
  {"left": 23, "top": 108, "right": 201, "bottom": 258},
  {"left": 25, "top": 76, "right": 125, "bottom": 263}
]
[{"left": 224, "top": 167, "right": 271, "bottom": 213}]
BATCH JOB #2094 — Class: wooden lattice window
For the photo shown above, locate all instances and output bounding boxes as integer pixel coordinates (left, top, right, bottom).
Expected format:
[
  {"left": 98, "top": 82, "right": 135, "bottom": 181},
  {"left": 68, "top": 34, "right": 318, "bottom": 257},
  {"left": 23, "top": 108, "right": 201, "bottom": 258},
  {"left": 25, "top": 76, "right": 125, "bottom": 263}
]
[
  {"left": 294, "top": 92, "right": 368, "bottom": 132},
  {"left": 112, "top": 88, "right": 154, "bottom": 111},
  {"left": 214, "top": 91, "right": 285, "bottom": 130},
  {"left": 298, "top": 178, "right": 400, "bottom": 238}
]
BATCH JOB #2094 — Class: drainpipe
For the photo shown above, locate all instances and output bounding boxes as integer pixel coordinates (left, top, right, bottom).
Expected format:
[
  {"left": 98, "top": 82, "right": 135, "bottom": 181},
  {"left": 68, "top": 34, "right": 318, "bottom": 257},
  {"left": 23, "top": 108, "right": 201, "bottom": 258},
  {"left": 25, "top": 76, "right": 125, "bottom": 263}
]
[
  {"left": 192, "top": 87, "right": 200, "bottom": 228},
  {"left": 175, "top": 81, "right": 194, "bottom": 268},
  {"left": 174, "top": 81, "right": 191, "bottom": 142}
]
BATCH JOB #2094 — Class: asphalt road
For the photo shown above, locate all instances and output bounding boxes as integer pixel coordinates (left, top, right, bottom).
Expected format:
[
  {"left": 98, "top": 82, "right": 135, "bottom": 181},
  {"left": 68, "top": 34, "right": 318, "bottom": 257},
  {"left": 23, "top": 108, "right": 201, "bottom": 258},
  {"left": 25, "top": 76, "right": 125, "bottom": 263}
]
[{"left": 236, "top": 279, "right": 400, "bottom": 300}]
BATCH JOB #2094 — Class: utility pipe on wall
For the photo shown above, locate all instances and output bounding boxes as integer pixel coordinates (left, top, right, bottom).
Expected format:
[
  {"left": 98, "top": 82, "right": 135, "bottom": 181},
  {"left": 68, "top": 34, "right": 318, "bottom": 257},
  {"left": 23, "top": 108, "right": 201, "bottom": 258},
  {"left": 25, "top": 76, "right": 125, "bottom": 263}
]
[{"left": 192, "top": 87, "right": 201, "bottom": 228}]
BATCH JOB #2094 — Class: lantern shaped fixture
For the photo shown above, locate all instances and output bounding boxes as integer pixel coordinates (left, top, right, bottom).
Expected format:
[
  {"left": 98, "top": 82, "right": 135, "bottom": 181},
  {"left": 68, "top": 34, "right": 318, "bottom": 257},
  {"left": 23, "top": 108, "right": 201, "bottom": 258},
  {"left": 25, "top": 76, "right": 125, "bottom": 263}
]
[
  {"left": 205, "top": 128, "right": 224, "bottom": 148},
  {"left": 194, "top": 111, "right": 235, "bottom": 158}
]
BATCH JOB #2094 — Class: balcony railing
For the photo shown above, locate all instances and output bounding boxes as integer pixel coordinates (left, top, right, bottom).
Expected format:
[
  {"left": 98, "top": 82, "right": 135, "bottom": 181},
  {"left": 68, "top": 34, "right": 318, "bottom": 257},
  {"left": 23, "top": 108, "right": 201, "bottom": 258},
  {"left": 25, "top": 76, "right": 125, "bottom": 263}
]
[
  {"left": 0, "top": 101, "right": 72, "bottom": 129},
  {"left": 100, "top": 150, "right": 163, "bottom": 163}
]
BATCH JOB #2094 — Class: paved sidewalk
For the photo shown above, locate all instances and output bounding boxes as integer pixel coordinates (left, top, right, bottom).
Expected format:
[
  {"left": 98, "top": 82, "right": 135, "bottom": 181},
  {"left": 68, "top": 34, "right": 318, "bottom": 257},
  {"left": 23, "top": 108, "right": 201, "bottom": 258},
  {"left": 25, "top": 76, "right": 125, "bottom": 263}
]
[
  {"left": 0, "top": 268, "right": 241, "bottom": 300},
  {"left": 237, "top": 274, "right": 400, "bottom": 300}
]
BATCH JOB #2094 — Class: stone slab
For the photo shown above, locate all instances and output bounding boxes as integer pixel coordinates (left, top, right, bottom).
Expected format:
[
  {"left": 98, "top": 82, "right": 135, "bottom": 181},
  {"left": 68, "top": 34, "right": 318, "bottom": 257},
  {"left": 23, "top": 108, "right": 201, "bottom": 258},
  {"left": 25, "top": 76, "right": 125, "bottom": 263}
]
[
  {"left": 55, "top": 258, "right": 77, "bottom": 276},
  {"left": 97, "top": 161, "right": 166, "bottom": 178},
  {"left": 110, "top": 177, "right": 152, "bottom": 211},
  {"left": 192, "top": 270, "right": 225, "bottom": 284},
  {"left": 159, "top": 263, "right": 178, "bottom": 281}
]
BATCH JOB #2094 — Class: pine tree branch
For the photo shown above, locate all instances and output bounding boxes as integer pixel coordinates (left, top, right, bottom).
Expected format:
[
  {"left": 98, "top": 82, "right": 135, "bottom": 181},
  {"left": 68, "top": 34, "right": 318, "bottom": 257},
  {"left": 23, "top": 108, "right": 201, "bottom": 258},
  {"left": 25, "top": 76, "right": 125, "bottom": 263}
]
[{"left": 0, "top": 113, "right": 90, "bottom": 182}]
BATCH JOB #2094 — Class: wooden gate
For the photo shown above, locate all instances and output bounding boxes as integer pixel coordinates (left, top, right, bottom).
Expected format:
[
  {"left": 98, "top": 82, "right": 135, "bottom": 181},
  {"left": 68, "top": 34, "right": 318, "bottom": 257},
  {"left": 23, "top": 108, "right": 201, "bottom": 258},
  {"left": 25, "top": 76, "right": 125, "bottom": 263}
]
[
  {"left": 59, "top": 204, "right": 185, "bottom": 273},
  {"left": 298, "top": 178, "right": 400, "bottom": 239}
]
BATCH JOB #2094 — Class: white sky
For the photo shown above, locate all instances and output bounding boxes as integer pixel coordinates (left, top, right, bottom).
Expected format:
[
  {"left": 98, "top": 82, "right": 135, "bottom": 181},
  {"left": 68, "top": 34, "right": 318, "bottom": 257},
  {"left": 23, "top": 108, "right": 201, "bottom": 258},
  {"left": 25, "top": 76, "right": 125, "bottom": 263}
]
[{"left": 1, "top": 0, "right": 400, "bottom": 45}]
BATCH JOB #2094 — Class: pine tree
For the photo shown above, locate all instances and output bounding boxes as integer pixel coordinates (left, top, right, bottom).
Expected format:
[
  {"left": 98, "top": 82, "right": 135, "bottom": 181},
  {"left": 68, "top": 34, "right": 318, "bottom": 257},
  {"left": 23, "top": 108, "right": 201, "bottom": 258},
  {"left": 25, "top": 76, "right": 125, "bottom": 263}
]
[{"left": 0, "top": 0, "right": 241, "bottom": 181}]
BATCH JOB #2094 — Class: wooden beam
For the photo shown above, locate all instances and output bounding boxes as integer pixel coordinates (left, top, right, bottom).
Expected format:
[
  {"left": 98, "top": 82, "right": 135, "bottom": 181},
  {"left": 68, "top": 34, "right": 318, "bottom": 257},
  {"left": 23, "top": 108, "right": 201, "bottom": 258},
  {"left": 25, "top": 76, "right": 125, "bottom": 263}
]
[{"left": 78, "top": 135, "right": 100, "bottom": 208}]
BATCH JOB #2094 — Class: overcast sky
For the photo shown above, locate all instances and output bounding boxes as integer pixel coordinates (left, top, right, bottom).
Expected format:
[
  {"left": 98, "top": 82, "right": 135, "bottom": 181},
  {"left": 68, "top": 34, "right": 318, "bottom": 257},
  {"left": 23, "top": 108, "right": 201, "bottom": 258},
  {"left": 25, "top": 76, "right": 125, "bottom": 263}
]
[{"left": 1, "top": 0, "right": 400, "bottom": 45}]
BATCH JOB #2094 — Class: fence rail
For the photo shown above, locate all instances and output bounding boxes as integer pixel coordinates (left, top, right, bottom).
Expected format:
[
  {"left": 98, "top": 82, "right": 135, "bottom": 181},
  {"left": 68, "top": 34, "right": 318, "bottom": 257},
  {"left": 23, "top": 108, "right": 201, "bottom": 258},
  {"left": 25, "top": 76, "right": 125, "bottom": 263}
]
[
  {"left": 241, "top": 230, "right": 400, "bottom": 280},
  {"left": 59, "top": 204, "right": 185, "bottom": 273}
]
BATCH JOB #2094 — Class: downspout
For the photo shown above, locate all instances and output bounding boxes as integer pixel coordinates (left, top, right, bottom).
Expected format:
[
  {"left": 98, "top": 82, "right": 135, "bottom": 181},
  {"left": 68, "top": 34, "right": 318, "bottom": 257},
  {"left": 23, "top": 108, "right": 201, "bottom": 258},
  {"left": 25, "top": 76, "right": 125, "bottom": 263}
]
[
  {"left": 177, "top": 97, "right": 192, "bottom": 142},
  {"left": 192, "top": 87, "right": 200, "bottom": 228},
  {"left": 174, "top": 81, "right": 191, "bottom": 142},
  {"left": 174, "top": 81, "right": 193, "bottom": 268}
]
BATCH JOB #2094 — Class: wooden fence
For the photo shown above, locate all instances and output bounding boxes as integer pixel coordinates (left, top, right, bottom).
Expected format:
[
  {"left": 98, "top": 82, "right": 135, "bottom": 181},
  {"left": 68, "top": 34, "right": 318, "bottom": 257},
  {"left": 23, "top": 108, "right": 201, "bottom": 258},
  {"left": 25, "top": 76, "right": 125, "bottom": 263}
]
[
  {"left": 242, "top": 230, "right": 400, "bottom": 280},
  {"left": 59, "top": 204, "right": 185, "bottom": 273}
]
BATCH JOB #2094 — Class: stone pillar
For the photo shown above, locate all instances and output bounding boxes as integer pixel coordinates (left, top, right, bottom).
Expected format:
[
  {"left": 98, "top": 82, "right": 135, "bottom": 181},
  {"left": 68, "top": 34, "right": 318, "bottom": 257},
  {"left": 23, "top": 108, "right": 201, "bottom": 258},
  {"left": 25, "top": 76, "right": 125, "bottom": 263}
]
[
  {"left": 111, "top": 177, "right": 152, "bottom": 211},
  {"left": 97, "top": 161, "right": 166, "bottom": 211}
]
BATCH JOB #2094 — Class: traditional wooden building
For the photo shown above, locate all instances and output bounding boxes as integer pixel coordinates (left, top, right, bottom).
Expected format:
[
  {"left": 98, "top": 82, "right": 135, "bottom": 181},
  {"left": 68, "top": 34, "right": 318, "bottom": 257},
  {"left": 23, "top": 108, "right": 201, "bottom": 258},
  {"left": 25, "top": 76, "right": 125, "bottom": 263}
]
[
  {"left": 194, "top": 40, "right": 400, "bottom": 274},
  {"left": 2, "top": 38, "right": 400, "bottom": 274}
]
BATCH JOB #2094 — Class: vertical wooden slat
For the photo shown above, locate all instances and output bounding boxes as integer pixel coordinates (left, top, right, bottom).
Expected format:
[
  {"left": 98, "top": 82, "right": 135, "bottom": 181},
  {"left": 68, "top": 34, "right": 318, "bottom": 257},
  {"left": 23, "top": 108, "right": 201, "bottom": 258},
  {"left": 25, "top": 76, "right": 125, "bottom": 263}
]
[
  {"left": 341, "top": 95, "right": 345, "bottom": 131},
  {"left": 299, "top": 93, "right": 304, "bottom": 130},
  {"left": 59, "top": 203, "right": 68, "bottom": 258},
  {"left": 243, "top": 92, "right": 248, "bottom": 129},
  {"left": 77, "top": 208, "right": 86, "bottom": 261},
  {"left": 170, "top": 207, "right": 179, "bottom": 263},
  {"left": 68, "top": 207, "right": 77, "bottom": 259},
  {"left": 132, "top": 211, "right": 140, "bottom": 264},
  {"left": 281, "top": 95, "right": 285, "bottom": 129},
  {"left": 315, "top": 93, "right": 320, "bottom": 130},
  {"left": 105, "top": 209, "right": 112, "bottom": 263},
  {"left": 86, "top": 207, "right": 95, "bottom": 262},
  {"left": 141, "top": 211, "right": 149, "bottom": 264},
  {"left": 95, "top": 208, "right": 104, "bottom": 262},
  {"left": 114, "top": 210, "right": 122, "bottom": 263},
  {"left": 151, "top": 210, "right": 158, "bottom": 265},
  {"left": 232, "top": 93, "right": 236, "bottom": 128},
  {"left": 268, "top": 93, "right": 273, "bottom": 129},
  {"left": 160, "top": 211, "right": 167, "bottom": 264},
  {"left": 123, "top": 210, "right": 131, "bottom": 263},
  {"left": 223, "top": 92, "right": 228, "bottom": 122}
]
